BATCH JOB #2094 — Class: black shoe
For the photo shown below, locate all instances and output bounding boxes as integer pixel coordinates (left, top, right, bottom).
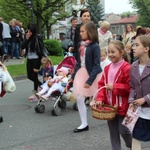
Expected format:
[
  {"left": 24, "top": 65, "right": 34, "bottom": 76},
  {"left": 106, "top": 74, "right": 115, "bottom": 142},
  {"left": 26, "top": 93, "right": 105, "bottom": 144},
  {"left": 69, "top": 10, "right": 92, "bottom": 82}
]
[
  {"left": 0, "top": 116, "right": 3, "bottom": 123},
  {"left": 73, "top": 125, "right": 89, "bottom": 133}
]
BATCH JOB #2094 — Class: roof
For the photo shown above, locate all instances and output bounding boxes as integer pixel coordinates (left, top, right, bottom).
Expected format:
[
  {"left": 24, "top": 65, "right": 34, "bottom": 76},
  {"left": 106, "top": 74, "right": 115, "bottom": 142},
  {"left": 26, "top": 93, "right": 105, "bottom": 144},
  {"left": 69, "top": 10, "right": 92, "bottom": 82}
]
[{"left": 111, "top": 15, "right": 138, "bottom": 24}]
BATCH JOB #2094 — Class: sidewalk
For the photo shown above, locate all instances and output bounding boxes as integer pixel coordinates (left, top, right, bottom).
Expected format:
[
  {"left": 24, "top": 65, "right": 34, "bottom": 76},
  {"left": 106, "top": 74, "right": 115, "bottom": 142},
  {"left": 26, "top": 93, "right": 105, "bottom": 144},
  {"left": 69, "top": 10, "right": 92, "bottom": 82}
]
[{"left": 4, "top": 57, "right": 25, "bottom": 66}]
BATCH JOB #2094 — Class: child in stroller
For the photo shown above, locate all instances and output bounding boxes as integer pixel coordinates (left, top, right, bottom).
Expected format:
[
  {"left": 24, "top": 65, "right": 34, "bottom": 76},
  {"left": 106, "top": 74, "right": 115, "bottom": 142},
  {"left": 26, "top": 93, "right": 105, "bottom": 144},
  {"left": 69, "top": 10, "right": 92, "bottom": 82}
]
[
  {"left": 34, "top": 56, "right": 77, "bottom": 115},
  {"left": 35, "top": 66, "right": 70, "bottom": 101},
  {"left": 29, "top": 57, "right": 53, "bottom": 101}
]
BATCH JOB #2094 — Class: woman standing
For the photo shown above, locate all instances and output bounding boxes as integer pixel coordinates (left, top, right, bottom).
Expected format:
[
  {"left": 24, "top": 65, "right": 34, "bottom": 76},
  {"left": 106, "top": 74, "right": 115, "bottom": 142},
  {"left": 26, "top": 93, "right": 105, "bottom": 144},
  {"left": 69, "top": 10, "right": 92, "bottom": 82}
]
[
  {"left": 9, "top": 20, "right": 22, "bottom": 59},
  {"left": 122, "top": 24, "right": 135, "bottom": 47},
  {"left": 71, "top": 22, "right": 102, "bottom": 133},
  {"left": 97, "top": 21, "right": 113, "bottom": 50},
  {"left": 69, "top": 8, "right": 91, "bottom": 60},
  {"left": 21, "top": 24, "right": 46, "bottom": 99}
]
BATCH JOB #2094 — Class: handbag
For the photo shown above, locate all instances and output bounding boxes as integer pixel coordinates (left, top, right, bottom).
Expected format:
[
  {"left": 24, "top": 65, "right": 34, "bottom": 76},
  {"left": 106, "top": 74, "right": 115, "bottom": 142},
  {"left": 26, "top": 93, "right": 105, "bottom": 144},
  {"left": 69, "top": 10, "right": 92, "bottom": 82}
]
[
  {"left": 122, "top": 105, "right": 141, "bottom": 132},
  {"left": 36, "top": 35, "right": 49, "bottom": 58},
  {"left": 2, "top": 66, "right": 16, "bottom": 93}
]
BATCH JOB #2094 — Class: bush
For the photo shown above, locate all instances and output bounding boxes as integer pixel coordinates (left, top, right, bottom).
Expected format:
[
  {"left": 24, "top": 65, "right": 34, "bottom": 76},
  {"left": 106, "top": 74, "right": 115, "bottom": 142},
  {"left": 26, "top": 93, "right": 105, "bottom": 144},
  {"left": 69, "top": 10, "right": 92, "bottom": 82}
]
[{"left": 44, "top": 39, "right": 63, "bottom": 56}]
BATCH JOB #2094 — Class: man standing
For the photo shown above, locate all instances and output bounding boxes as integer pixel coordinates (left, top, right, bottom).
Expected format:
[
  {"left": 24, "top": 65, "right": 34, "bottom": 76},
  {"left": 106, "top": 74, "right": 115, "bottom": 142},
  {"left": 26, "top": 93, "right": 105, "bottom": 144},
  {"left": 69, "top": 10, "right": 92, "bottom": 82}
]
[
  {"left": 66, "top": 17, "right": 78, "bottom": 42},
  {"left": 62, "top": 17, "right": 78, "bottom": 56},
  {"left": 0, "top": 17, "right": 11, "bottom": 55}
]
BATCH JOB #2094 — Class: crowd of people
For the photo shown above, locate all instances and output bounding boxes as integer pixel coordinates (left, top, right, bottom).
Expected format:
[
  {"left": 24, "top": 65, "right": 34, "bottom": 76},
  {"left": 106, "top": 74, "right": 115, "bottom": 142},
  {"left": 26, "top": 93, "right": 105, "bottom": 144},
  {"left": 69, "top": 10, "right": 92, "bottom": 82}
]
[
  {"left": 62, "top": 8, "right": 150, "bottom": 150},
  {"left": 0, "top": 8, "right": 150, "bottom": 150},
  {"left": 0, "top": 17, "right": 24, "bottom": 61}
]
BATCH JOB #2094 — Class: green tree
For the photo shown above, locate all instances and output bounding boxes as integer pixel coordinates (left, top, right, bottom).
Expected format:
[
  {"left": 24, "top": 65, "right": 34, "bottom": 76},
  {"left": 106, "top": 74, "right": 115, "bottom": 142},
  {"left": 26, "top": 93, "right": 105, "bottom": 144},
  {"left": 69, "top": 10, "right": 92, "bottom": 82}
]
[
  {"left": 0, "top": 0, "right": 72, "bottom": 38},
  {"left": 86, "top": 0, "right": 104, "bottom": 27},
  {"left": 0, "top": 0, "right": 29, "bottom": 27},
  {"left": 129, "top": 0, "right": 150, "bottom": 27}
]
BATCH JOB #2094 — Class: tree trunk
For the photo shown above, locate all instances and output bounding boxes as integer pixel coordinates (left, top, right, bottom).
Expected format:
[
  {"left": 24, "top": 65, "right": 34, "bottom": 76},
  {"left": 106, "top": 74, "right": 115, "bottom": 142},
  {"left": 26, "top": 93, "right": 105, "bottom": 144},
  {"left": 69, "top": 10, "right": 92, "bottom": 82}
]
[
  {"left": 46, "top": 23, "right": 49, "bottom": 39},
  {"left": 36, "top": 13, "right": 42, "bottom": 34}
]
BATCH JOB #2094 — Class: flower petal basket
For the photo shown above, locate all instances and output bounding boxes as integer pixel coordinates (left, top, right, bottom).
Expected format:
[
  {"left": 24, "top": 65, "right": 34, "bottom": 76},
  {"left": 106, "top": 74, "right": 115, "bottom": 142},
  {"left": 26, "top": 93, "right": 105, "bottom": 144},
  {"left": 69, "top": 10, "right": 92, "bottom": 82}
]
[
  {"left": 92, "top": 104, "right": 117, "bottom": 120},
  {"left": 91, "top": 86, "right": 118, "bottom": 120}
]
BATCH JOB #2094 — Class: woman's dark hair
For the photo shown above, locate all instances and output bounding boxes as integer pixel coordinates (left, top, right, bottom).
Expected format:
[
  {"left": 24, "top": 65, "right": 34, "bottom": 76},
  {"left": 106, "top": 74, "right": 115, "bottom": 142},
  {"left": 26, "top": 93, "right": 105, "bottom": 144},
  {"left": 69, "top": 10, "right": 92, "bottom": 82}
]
[
  {"left": 80, "top": 8, "right": 91, "bottom": 17},
  {"left": 27, "top": 24, "right": 37, "bottom": 36},
  {"left": 27, "top": 24, "right": 37, "bottom": 52},
  {"left": 82, "top": 21, "right": 98, "bottom": 43},
  {"left": 136, "top": 27, "right": 146, "bottom": 37}
]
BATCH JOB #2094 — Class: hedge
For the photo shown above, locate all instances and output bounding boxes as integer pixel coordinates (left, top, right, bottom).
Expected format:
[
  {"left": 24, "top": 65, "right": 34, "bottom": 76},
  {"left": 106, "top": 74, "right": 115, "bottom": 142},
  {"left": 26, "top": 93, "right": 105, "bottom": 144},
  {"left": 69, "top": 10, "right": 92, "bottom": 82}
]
[{"left": 43, "top": 39, "right": 63, "bottom": 56}]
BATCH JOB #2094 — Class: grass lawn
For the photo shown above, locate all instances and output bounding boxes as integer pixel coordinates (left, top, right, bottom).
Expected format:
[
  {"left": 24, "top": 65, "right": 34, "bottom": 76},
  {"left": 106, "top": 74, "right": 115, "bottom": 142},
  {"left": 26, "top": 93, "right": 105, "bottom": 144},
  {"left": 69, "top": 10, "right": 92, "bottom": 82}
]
[{"left": 7, "top": 56, "right": 64, "bottom": 77}]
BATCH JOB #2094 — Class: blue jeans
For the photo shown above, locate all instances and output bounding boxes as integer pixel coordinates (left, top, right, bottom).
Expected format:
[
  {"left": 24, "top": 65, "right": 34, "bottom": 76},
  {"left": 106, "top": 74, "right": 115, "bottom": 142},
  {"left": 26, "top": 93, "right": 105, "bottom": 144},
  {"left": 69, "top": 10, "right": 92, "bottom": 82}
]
[
  {"left": 11, "top": 42, "right": 20, "bottom": 58},
  {"left": 3, "top": 38, "right": 10, "bottom": 54}
]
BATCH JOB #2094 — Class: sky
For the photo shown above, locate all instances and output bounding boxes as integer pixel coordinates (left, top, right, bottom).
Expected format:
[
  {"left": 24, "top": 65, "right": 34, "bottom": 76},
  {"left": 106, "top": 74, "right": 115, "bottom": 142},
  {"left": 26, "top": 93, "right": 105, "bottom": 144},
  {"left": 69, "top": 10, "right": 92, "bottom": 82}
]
[{"left": 105, "top": 0, "right": 135, "bottom": 14}]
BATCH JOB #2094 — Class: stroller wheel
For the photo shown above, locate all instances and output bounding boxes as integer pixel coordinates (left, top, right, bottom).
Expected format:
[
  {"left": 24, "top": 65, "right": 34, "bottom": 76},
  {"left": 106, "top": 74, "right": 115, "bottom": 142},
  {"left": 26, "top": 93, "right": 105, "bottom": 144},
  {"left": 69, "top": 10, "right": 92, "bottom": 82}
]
[
  {"left": 34, "top": 105, "right": 39, "bottom": 113},
  {"left": 72, "top": 102, "right": 78, "bottom": 111},
  {"left": 51, "top": 107, "right": 62, "bottom": 116},
  {"left": 51, "top": 109, "right": 55, "bottom": 116},
  {"left": 58, "top": 99, "right": 66, "bottom": 109},
  {"left": 37, "top": 104, "right": 45, "bottom": 113}
]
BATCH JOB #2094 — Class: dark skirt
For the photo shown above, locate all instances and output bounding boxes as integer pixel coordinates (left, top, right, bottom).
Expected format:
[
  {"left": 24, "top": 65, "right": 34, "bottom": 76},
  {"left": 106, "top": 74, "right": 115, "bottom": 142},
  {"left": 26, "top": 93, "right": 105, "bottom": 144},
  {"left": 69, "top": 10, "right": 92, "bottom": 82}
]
[{"left": 133, "top": 117, "right": 150, "bottom": 141}]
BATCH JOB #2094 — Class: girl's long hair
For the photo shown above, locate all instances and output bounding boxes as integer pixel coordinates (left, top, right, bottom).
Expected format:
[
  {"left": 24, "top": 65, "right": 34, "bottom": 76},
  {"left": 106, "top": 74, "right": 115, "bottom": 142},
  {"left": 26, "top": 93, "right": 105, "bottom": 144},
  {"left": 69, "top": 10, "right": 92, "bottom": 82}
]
[
  {"left": 136, "top": 35, "right": 150, "bottom": 57},
  {"left": 81, "top": 21, "right": 98, "bottom": 43}
]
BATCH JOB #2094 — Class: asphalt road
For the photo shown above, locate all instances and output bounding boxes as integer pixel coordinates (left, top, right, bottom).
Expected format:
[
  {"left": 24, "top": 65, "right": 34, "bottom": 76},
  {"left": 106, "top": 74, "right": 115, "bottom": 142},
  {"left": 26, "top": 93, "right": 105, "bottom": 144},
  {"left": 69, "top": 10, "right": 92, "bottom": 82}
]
[{"left": 0, "top": 79, "right": 150, "bottom": 150}]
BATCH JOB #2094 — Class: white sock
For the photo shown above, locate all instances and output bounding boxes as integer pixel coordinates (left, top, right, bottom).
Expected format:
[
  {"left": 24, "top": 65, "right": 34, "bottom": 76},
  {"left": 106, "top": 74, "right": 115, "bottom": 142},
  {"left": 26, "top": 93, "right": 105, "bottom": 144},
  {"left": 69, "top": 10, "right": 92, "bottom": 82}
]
[
  {"left": 76, "top": 95, "right": 88, "bottom": 129},
  {"left": 132, "top": 138, "right": 141, "bottom": 150}
]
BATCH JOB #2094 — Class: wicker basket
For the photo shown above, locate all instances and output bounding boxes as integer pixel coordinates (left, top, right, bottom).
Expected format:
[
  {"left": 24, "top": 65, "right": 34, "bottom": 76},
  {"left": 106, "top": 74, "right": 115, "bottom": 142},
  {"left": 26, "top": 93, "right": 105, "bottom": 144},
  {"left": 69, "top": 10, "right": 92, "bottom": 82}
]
[
  {"left": 91, "top": 86, "right": 118, "bottom": 120},
  {"left": 92, "top": 104, "right": 117, "bottom": 120}
]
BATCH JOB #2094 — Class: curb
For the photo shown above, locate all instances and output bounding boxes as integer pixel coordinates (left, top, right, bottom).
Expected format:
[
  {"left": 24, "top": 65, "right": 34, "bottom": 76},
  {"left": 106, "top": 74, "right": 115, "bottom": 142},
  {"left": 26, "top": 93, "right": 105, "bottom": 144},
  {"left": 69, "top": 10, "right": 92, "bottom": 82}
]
[{"left": 12, "top": 75, "right": 27, "bottom": 81}]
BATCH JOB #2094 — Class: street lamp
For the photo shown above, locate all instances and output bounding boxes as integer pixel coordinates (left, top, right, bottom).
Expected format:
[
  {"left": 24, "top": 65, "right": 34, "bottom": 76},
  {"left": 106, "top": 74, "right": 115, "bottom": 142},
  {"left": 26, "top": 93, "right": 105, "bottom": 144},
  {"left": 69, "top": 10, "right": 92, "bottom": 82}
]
[
  {"left": 26, "top": 0, "right": 34, "bottom": 24},
  {"left": 72, "top": 10, "right": 77, "bottom": 17}
]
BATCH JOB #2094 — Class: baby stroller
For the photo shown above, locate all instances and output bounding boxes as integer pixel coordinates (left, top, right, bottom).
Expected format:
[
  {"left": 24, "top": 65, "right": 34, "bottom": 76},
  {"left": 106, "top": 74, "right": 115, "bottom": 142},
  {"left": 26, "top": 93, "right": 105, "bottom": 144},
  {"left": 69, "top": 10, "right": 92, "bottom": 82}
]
[{"left": 34, "top": 56, "right": 77, "bottom": 116}]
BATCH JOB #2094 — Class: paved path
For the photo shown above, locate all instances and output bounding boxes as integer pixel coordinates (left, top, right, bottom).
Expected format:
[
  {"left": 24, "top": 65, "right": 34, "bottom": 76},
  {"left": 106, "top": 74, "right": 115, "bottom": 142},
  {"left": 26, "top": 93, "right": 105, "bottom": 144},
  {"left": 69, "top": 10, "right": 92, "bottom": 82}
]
[
  {"left": 1, "top": 57, "right": 150, "bottom": 150},
  {"left": 3, "top": 57, "right": 25, "bottom": 66},
  {"left": 0, "top": 79, "right": 150, "bottom": 150}
]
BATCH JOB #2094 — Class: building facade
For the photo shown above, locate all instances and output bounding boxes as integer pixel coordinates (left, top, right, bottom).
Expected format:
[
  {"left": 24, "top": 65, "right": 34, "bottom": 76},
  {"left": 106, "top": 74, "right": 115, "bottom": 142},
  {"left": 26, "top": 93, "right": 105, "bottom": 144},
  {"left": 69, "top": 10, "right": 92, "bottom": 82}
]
[
  {"left": 51, "top": 0, "right": 105, "bottom": 40},
  {"left": 109, "top": 15, "right": 138, "bottom": 35}
]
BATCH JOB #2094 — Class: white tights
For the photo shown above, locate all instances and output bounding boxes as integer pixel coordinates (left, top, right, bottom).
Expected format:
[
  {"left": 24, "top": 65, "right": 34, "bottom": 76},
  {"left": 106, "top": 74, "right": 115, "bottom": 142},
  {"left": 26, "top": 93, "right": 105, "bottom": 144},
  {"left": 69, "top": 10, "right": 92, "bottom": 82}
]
[
  {"left": 76, "top": 95, "right": 88, "bottom": 129},
  {"left": 38, "top": 84, "right": 49, "bottom": 95},
  {"left": 132, "top": 138, "right": 141, "bottom": 150},
  {"left": 38, "top": 83, "right": 64, "bottom": 98}
]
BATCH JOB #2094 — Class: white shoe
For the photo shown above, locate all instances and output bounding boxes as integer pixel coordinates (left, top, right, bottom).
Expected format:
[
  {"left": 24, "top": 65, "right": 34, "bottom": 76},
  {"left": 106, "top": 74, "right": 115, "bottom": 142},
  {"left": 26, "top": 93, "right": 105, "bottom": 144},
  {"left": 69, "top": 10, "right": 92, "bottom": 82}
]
[
  {"left": 41, "top": 95, "right": 49, "bottom": 101},
  {"left": 35, "top": 93, "right": 41, "bottom": 99}
]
